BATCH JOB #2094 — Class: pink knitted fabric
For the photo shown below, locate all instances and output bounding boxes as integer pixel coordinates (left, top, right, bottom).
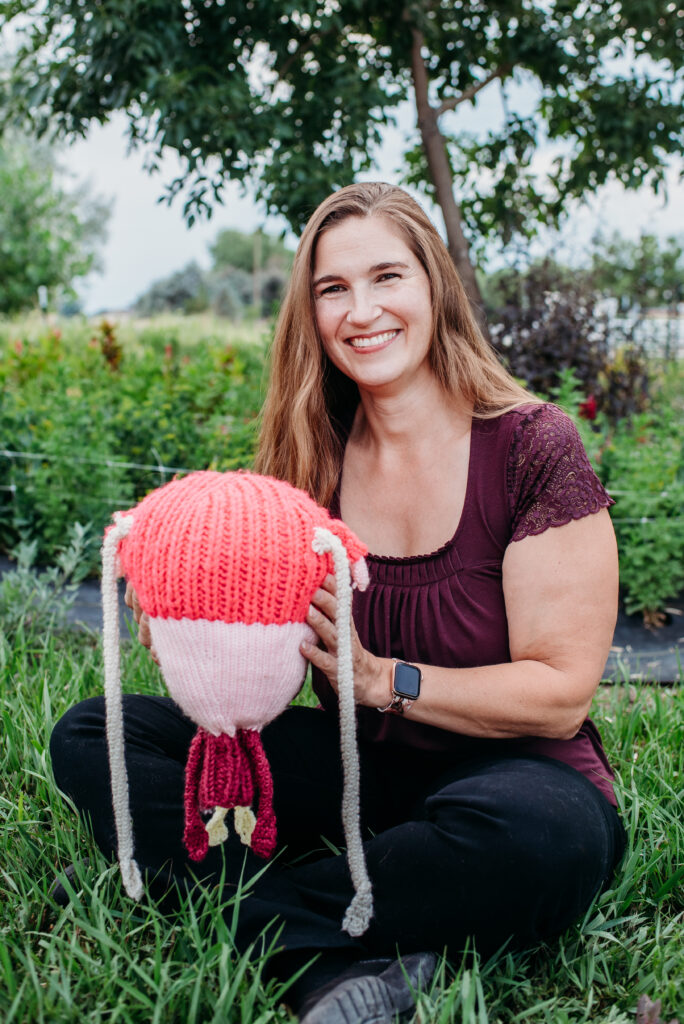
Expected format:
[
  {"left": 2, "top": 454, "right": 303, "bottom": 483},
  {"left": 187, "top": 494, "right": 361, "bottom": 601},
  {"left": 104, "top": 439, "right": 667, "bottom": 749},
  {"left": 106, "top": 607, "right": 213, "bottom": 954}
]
[{"left": 112, "top": 470, "right": 368, "bottom": 863}]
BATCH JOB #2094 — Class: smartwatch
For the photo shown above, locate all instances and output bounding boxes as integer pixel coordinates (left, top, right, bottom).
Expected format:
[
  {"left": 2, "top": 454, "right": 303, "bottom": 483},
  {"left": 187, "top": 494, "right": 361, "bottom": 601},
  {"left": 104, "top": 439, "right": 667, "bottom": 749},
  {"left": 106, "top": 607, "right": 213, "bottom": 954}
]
[{"left": 378, "top": 659, "right": 422, "bottom": 715}]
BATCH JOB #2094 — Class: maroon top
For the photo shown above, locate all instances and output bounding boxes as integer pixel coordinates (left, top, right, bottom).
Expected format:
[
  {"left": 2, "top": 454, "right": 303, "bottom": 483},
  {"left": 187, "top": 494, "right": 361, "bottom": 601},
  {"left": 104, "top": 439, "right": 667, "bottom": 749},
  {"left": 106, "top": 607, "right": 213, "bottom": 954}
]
[{"left": 314, "top": 403, "right": 618, "bottom": 806}]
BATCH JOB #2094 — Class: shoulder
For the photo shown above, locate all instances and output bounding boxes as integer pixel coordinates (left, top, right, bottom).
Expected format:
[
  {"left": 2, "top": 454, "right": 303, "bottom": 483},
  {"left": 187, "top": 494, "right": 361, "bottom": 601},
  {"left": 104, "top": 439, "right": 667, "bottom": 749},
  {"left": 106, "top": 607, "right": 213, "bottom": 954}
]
[
  {"left": 504, "top": 401, "right": 575, "bottom": 434},
  {"left": 506, "top": 402, "right": 583, "bottom": 463},
  {"left": 501, "top": 403, "right": 613, "bottom": 541}
]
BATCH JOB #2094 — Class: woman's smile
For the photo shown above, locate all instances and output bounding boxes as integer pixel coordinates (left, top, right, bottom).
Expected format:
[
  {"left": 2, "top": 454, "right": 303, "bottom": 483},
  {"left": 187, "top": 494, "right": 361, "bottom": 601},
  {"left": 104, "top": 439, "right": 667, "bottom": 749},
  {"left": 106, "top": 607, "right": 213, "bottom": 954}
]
[{"left": 345, "top": 328, "right": 401, "bottom": 351}]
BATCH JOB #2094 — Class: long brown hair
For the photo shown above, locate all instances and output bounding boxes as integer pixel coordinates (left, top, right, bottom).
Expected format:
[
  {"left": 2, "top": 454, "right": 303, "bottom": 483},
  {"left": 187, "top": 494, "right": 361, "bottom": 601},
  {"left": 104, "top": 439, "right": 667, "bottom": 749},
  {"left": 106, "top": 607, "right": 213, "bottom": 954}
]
[{"left": 254, "top": 182, "right": 538, "bottom": 505}]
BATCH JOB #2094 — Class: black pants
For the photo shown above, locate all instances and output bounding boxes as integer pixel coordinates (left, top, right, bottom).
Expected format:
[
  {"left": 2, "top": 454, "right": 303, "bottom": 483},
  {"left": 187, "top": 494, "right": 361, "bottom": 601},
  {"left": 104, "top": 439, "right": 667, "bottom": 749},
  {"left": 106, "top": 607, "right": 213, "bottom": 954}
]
[{"left": 50, "top": 697, "right": 625, "bottom": 988}]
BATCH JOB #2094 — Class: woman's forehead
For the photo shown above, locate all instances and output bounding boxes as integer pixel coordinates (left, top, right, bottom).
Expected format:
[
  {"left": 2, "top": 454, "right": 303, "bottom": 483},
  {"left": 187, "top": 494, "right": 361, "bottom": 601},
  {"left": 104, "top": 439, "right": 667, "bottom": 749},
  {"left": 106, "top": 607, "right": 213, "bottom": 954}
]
[{"left": 313, "top": 215, "right": 414, "bottom": 272}]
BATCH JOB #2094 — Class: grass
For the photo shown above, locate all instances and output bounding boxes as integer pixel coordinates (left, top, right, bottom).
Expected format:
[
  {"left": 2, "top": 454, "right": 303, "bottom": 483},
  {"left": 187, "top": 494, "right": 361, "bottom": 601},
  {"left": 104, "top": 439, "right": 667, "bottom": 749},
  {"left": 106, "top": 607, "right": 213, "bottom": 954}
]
[
  {"left": 1, "top": 621, "right": 682, "bottom": 1024},
  {"left": 0, "top": 311, "right": 270, "bottom": 350}
]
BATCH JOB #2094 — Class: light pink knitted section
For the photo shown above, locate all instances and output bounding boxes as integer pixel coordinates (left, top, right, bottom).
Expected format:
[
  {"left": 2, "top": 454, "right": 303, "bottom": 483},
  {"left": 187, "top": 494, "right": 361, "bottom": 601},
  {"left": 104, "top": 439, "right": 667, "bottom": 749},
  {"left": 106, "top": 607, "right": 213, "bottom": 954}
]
[
  {"left": 148, "top": 618, "right": 316, "bottom": 735},
  {"left": 117, "top": 471, "right": 367, "bottom": 626}
]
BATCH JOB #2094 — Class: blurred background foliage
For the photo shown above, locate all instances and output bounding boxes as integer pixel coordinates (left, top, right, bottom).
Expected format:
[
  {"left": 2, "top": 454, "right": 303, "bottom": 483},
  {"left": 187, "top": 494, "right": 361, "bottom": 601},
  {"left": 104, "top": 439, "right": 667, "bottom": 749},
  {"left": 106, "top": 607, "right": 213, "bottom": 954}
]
[
  {"left": 0, "top": 312, "right": 682, "bottom": 624},
  {"left": 0, "top": 132, "right": 110, "bottom": 316}
]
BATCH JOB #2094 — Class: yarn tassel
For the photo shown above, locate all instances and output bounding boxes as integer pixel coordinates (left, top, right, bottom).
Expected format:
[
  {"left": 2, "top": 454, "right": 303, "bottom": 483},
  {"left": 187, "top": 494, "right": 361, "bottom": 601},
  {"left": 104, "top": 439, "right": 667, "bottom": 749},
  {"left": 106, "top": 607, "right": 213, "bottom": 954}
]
[
  {"left": 198, "top": 731, "right": 254, "bottom": 811},
  {"left": 312, "top": 527, "right": 373, "bottom": 936},
  {"left": 101, "top": 514, "right": 144, "bottom": 901},
  {"left": 183, "top": 729, "right": 266, "bottom": 860},
  {"left": 239, "top": 729, "right": 277, "bottom": 858},
  {"left": 183, "top": 729, "right": 211, "bottom": 861}
]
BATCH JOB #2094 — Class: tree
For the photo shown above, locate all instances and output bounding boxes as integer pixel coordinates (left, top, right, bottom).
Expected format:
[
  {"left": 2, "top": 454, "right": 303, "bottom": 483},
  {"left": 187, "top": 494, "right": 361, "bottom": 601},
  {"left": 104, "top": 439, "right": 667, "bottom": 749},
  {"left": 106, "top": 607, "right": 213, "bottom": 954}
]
[
  {"left": 2, "top": 1, "right": 682, "bottom": 326},
  {"left": 132, "top": 229, "right": 291, "bottom": 318},
  {"left": 210, "top": 229, "right": 293, "bottom": 275},
  {"left": 133, "top": 261, "right": 209, "bottom": 316},
  {"left": 0, "top": 134, "right": 108, "bottom": 314},
  {"left": 589, "top": 232, "right": 684, "bottom": 311}
]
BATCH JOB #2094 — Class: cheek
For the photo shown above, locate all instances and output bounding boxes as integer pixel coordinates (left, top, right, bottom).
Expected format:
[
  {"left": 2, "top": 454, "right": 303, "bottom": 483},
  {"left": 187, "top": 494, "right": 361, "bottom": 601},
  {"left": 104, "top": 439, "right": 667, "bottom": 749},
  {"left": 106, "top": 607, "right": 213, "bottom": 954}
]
[{"left": 315, "top": 305, "right": 340, "bottom": 349}]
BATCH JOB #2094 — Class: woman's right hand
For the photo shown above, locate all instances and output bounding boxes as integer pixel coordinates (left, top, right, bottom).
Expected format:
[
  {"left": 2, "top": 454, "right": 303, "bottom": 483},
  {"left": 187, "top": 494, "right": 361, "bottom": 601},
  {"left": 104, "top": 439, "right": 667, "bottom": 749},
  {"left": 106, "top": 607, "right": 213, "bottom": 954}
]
[{"left": 124, "top": 582, "right": 159, "bottom": 664}]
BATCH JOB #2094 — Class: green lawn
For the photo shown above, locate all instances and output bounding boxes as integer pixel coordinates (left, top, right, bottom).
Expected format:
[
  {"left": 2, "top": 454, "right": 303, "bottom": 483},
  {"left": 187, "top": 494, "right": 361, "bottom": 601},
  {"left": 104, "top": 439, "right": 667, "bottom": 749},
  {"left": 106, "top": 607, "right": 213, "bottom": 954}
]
[{"left": 1, "top": 622, "right": 681, "bottom": 1023}]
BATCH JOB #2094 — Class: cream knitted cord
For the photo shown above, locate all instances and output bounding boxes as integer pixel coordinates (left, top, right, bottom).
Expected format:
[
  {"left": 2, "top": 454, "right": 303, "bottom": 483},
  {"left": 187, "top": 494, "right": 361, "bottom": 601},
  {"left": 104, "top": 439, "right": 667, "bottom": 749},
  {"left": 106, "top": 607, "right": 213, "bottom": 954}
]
[
  {"left": 101, "top": 514, "right": 143, "bottom": 901},
  {"left": 312, "top": 528, "right": 374, "bottom": 937}
]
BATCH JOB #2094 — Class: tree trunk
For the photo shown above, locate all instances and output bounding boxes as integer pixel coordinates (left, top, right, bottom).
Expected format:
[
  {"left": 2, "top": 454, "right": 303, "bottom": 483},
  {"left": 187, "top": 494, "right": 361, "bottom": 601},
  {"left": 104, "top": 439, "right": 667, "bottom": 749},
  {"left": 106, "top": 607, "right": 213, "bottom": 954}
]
[{"left": 410, "top": 30, "right": 489, "bottom": 339}]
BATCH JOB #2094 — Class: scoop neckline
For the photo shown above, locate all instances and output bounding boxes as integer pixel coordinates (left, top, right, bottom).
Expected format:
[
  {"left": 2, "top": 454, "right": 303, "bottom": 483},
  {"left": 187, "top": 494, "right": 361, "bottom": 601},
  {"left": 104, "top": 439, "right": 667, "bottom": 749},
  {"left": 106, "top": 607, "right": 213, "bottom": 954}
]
[{"left": 333, "top": 416, "right": 482, "bottom": 566}]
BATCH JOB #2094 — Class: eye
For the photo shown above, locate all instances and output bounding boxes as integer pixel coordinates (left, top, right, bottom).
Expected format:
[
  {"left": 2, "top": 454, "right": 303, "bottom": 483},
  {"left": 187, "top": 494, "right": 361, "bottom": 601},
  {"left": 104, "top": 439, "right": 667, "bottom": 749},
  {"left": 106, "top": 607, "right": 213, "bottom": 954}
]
[
  {"left": 316, "top": 283, "right": 345, "bottom": 297},
  {"left": 377, "top": 272, "right": 400, "bottom": 283}
]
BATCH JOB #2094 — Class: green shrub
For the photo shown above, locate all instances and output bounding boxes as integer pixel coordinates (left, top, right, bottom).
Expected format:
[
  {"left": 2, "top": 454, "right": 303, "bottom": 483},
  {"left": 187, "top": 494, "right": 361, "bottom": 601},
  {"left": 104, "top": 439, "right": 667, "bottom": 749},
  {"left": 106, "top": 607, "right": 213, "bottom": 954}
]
[
  {"left": 0, "top": 525, "right": 91, "bottom": 641},
  {"left": 552, "top": 366, "right": 684, "bottom": 623},
  {"left": 0, "top": 320, "right": 266, "bottom": 572},
  {"left": 600, "top": 408, "right": 684, "bottom": 623},
  {"left": 2, "top": 317, "right": 682, "bottom": 621}
]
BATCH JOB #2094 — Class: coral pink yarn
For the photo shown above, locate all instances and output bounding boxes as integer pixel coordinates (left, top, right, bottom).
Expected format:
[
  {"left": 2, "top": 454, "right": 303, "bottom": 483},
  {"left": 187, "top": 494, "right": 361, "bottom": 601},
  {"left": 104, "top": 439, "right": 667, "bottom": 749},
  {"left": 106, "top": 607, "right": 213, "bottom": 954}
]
[{"left": 117, "top": 470, "right": 367, "bottom": 625}]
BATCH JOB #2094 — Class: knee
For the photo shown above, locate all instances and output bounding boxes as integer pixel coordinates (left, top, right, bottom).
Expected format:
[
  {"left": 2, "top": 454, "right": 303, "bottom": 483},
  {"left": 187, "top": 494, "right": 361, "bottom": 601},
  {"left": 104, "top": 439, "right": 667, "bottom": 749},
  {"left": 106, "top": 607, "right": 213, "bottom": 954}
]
[{"left": 50, "top": 696, "right": 106, "bottom": 793}]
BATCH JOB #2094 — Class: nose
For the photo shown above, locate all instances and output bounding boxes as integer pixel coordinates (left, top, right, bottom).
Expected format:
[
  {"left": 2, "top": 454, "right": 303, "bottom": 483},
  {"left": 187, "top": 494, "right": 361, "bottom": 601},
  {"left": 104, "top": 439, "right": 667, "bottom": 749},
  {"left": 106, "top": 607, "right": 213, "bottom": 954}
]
[{"left": 345, "top": 286, "right": 380, "bottom": 327}]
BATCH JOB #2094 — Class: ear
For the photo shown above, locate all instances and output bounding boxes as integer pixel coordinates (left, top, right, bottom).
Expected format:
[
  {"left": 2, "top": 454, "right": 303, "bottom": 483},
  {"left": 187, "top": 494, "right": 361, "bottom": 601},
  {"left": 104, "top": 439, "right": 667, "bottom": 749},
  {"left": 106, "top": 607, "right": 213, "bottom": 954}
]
[{"left": 326, "top": 518, "right": 369, "bottom": 591}]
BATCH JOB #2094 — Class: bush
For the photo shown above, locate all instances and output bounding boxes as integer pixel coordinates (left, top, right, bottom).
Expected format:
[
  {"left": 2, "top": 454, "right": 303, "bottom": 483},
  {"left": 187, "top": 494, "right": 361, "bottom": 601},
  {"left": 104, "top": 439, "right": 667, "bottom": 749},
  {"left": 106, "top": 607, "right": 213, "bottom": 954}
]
[
  {"left": 2, "top": 317, "right": 682, "bottom": 621},
  {"left": 0, "top": 320, "right": 266, "bottom": 572},
  {"left": 552, "top": 367, "right": 684, "bottom": 624},
  {"left": 0, "top": 525, "right": 90, "bottom": 641},
  {"left": 489, "top": 261, "right": 650, "bottom": 422}
]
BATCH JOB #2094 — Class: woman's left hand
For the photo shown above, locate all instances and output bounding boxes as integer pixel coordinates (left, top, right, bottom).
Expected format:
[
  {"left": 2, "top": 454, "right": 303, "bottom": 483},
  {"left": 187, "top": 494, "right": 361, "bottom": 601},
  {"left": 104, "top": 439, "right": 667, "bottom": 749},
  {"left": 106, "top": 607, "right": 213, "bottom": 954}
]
[{"left": 301, "top": 575, "right": 387, "bottom": 706}]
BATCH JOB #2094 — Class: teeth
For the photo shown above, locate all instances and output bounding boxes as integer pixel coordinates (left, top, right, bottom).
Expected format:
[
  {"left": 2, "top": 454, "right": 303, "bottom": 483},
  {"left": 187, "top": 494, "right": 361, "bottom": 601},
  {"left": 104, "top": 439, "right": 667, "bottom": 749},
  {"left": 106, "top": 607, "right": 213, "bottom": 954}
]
[{"left": 348, "top": 330, "right": 398, "bottom": 349}]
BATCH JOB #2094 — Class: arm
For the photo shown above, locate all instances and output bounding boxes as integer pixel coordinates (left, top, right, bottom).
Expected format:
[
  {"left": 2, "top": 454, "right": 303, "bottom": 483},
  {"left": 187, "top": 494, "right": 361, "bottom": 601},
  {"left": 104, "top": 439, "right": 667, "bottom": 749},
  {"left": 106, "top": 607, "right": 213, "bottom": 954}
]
[{"left": 302, "top": 508, "right": 618, "bottom": 741}]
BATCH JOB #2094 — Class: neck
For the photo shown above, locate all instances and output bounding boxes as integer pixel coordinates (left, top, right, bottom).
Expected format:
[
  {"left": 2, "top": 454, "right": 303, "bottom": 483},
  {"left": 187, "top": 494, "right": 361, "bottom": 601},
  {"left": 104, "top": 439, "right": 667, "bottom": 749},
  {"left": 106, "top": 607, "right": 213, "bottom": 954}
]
[{"left": 351, "top": 374, "right": 472, "bottom": 452}]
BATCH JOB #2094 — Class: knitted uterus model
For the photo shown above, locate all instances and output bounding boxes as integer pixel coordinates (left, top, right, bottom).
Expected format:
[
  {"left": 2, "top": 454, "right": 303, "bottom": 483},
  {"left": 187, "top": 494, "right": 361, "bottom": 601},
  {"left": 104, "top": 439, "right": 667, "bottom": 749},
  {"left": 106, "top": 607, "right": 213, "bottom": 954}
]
[{"left": 102, "top": 470, "right": 373, "bottom": 936}]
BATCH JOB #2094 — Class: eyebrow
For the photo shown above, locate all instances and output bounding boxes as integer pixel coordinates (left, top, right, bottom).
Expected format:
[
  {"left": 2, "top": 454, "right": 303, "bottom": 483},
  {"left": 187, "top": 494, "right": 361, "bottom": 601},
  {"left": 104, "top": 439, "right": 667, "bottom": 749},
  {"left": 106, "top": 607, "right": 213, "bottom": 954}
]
[{"left": 312, "top": 261, "right": 410, "bottom": 289}]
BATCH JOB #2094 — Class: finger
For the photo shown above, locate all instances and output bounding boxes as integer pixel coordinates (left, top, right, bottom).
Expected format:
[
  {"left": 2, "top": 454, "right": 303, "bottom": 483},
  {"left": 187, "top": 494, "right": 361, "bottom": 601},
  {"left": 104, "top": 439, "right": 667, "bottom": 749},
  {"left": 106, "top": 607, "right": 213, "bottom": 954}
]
[
  {"left": 138, "top": 611, "right": 153, "bottom": 650},
  {"left": 300, "top": 639, "right": 338, "bottom": 689},
  {"left": 311, "top": 587, "right": 337, "bottom": 620},
  {"left": 321, "top": 574, "right": 337, "bottom": 595},
  {"left": 125, "top": 583, "right": 144, "bottom": 624},
  {"left": 306, "top": 603, "right": 338, "bottom": 652}
]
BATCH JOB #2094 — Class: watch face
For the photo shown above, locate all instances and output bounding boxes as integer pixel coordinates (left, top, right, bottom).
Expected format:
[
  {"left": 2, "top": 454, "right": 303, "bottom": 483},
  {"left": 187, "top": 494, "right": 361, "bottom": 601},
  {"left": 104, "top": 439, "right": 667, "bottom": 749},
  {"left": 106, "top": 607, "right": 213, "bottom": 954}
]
[{"left": 394, "top": 661, "right": 421, "bottom": 699}]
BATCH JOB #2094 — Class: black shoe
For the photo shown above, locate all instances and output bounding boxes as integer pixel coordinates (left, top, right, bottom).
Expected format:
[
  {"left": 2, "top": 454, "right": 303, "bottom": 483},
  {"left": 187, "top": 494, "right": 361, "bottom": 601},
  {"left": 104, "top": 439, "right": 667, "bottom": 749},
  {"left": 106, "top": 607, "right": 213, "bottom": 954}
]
[
  {"left": 50, "top": 862, "right": 88, "bottom": 907},
  {"left": 297, "top": 959, "right": 394, "bottom": 1017},
  {"left": 299, "top": 951, "right": 437, "bottom": 1024}
]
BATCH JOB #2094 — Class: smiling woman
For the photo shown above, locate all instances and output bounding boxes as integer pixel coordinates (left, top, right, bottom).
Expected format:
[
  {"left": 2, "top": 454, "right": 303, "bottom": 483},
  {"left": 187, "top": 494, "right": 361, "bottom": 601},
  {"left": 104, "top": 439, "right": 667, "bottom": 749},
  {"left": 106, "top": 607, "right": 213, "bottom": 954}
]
[{"left": 51, "top": 183, "right": 626, "bottom": 1024}]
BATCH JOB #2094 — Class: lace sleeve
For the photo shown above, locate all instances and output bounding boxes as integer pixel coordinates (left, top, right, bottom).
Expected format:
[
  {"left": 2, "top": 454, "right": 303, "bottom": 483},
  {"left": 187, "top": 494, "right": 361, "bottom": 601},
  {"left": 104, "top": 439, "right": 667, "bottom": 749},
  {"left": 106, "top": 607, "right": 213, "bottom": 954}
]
[{"left": 507, "top": 404, "right": 613, "bottom": 542}]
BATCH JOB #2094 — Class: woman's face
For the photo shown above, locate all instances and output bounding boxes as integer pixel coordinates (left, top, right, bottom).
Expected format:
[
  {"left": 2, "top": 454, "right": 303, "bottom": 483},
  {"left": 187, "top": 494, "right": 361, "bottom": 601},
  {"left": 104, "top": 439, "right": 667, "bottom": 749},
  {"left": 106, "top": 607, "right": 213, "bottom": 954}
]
[{"left": 312, "top": 215, "right": 434, "bottom": 394}]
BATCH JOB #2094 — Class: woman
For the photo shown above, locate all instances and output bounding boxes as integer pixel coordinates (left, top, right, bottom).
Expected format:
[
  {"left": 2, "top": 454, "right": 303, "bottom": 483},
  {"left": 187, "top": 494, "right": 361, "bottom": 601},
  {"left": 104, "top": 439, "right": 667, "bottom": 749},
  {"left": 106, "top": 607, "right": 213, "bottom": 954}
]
[{"left": 51, "top": 183, "right": 625, "bottom": 1023}]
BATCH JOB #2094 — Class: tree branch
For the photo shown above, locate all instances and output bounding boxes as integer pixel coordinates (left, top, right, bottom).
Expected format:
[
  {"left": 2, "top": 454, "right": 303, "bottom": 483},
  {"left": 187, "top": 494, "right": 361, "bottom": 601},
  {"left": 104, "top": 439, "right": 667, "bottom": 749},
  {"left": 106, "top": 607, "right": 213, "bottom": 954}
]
[{"left": 436, "top": 63, "right": 513, "bottom": 117}]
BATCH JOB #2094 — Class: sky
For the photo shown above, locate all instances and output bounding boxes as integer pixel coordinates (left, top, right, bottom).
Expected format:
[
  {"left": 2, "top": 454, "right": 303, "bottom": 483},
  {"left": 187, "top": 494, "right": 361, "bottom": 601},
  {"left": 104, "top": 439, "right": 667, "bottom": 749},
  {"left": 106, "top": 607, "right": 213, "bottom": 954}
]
[{"left": 55, "top": 91, "right": 683, "bottom": 315}]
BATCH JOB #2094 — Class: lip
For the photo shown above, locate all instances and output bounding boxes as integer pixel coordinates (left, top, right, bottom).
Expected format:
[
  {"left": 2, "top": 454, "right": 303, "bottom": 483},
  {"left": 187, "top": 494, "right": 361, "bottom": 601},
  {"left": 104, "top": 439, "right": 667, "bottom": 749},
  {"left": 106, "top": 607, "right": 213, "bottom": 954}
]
[{"left": 345, "top": 328, "right": 400, "bottom": 352}]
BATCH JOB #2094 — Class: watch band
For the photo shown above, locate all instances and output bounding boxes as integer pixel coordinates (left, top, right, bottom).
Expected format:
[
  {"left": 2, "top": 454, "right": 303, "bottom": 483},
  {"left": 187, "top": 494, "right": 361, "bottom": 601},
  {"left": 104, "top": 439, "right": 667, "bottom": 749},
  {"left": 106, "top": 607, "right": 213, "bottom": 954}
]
[{"left": 377, "top": 659, "right": 422, "bottom": 715}]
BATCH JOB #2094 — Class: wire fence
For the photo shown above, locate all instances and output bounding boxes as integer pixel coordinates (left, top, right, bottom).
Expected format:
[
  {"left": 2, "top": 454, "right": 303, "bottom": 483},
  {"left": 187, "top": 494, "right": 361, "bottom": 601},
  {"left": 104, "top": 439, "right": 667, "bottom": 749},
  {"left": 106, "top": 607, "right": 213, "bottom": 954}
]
[
  {"left": 0, "top": 448, "right": 194, "bottom": 515},
  {"left": 1, "top": 447, "right": 682, "bottom": 527}
]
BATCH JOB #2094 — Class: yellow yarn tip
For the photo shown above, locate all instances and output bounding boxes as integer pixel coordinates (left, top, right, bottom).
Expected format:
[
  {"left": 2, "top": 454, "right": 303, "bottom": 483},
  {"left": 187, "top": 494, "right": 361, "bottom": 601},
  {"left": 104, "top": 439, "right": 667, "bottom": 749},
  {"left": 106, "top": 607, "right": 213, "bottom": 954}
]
[
  {"left": 206, "top": 806, "right": 229, "bottom": 847},
  {"left": 234, "top": 805, "right": 257, "bottom": 846}
]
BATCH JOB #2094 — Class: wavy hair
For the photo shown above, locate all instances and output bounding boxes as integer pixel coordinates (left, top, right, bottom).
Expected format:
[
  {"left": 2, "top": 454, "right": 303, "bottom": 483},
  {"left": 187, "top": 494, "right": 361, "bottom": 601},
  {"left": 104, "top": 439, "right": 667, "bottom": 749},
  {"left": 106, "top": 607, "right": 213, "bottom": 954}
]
[{"left": 254, "top": 182, "right": 538, "bottom": 505}]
